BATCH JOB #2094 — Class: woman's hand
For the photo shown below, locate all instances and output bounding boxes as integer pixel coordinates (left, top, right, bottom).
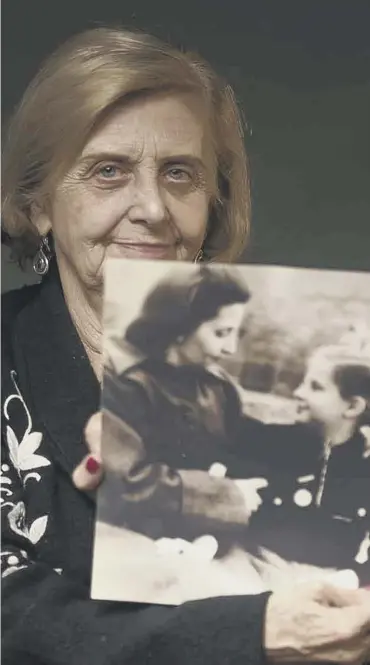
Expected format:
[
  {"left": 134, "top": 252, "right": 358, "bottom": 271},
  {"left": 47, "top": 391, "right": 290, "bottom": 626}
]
[
  {"left": 208, "top": 462, "right": 267, "bottom": 518},
  {"left": 233, "top": 477, "right": 268, "bottom": 516},
  {"left": 264, "top": 580, "right": 370, "bottom": 663}
]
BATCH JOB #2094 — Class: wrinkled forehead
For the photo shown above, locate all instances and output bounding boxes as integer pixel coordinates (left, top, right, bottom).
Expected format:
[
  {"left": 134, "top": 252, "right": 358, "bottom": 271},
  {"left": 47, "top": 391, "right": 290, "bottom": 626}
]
[{"left": 78, "top": 91, "right": 216, "bottom": 167}]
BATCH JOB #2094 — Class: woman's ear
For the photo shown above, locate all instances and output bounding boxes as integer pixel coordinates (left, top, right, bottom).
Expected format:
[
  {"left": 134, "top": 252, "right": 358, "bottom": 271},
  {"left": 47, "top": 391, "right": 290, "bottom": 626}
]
[
  {"left": 344, "top": 395, "right": 367, "bottom": 421},
  {"left": 30, "top": 203, "right": 52, "bottom": 237}
]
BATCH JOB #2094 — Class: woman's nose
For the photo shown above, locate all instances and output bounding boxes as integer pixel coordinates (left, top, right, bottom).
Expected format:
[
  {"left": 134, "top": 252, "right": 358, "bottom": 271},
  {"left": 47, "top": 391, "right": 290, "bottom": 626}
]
[
  {"left": 222, "top": 335, "right": 238, "bottom": 356},
  {"left": 294, "top": 384, "right": 305, "bottom": 400},
  {"left": 127, "top": 175, "right": 168, "bottom": 226}
]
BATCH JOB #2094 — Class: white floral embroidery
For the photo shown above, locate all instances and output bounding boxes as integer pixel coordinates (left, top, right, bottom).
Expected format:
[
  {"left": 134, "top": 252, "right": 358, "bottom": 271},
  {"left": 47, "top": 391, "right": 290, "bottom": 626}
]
[
  {"left": 3, "top": 371, "right": 50, "bottom": 483},
  {"left": 2, "top": 565, "right": 28, "bottom": 578},
  {"left": 2, "top": 371, "right": 50, "bottom": 550},
  {"left": 7, "top": 501, "right": 48, "bottom": 544},
  {"left": 0, "top": 475, "right": 13, "bottom": 506},
  {"left": 1, "top": 548, "right": 29, "bottom": 578}
]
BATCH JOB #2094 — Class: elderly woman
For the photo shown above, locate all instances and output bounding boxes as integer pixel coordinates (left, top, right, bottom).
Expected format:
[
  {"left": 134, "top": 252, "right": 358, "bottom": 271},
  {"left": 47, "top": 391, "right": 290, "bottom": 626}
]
[{"left": 2, "top": 26, "right": 370, "bottom": 665}]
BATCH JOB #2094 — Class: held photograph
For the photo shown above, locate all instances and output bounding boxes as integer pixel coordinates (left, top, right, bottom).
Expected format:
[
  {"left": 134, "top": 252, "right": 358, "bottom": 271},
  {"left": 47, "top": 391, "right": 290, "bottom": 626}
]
[{"left": 91, "top": 259, "right": 370, "bottom": 605}]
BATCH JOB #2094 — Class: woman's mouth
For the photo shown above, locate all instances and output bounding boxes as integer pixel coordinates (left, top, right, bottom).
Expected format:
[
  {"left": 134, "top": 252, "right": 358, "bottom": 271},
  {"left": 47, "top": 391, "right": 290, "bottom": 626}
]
[
  {"left": 295, "top": 401, "right": 310, "bottom": 420},
  {"left": 109, "top": 241, "right": 176, "bottom": 259}
]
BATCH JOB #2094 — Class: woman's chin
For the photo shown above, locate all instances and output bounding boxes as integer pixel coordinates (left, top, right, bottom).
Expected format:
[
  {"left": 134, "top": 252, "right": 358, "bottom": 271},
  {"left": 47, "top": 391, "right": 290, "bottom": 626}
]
[
  {"left": 294, "top": 409, "right": 311, "bottom": 424},
  {"left": 204, "top": 361, "right": 223, "bottom": 376}
]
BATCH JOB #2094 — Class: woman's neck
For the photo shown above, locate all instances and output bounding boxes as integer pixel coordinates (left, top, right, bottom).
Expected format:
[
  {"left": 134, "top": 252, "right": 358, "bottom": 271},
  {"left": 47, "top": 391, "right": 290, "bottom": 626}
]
[{"left": 58, "top": 267, "right": 103, "bottom": 382}]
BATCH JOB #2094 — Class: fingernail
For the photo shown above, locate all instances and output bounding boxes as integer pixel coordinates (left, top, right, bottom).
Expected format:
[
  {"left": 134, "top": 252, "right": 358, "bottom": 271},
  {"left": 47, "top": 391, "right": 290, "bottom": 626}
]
[{"left": 85, "top": 456, "right": 101, "bottom": 474}]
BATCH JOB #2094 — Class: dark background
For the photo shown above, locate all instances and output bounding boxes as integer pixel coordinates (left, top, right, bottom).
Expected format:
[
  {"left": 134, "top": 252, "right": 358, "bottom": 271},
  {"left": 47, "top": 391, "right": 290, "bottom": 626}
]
[{"left": 2, "top": 0, "right": 370, "bottom": 291}]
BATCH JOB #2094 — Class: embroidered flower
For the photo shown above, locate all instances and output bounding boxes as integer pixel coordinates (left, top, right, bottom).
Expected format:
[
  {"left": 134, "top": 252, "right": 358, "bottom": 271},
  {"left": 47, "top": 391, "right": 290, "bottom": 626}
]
[
  {"left": 2, "top": 372, "right": 50, "bottom": 546},
  {"left": 7, "top": 501, "right": 48, "bottom": 544},
  {"left": 7, "top": 501, "right": 27, "bottom": 538},
  {"left": 6, "top": 426, "right": 49, "bottom": 480},
  {"left": 4, "top": 372, "right": 50, "bottom": 481}
]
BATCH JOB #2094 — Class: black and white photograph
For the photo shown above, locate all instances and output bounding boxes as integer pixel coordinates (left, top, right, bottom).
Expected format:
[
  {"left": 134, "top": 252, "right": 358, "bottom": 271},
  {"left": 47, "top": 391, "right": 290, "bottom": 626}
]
[{"left": 91, "top": 259, "right": 370, "bottom": 605}]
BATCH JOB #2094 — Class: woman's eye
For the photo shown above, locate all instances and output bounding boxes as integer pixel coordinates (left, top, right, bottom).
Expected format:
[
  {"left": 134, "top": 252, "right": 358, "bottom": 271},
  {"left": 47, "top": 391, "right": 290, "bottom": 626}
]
[
  {"left": 166, "top": 167, "right": 192, "bottom": 182},
  {"left": 97, "top": 164, "right": 120, "bottom": 179},
  {"left": 91, "top": 163, "right": 130, "bottom": 187},
  {"left": 214, "top": 329, "right": 230, "bottom": 339}
]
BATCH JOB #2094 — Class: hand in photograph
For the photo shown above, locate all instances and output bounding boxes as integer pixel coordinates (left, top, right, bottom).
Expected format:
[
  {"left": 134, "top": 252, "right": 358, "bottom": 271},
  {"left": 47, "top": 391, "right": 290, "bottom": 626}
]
[{"left": 234, "top": 478, "right": 268, "bottom": 517}]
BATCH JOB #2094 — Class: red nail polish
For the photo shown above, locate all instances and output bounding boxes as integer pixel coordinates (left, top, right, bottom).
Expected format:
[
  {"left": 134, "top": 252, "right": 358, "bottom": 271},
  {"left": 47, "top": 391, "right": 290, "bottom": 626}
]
[{"left": 85, "top": 456, "right": 100, "bottom": 474}]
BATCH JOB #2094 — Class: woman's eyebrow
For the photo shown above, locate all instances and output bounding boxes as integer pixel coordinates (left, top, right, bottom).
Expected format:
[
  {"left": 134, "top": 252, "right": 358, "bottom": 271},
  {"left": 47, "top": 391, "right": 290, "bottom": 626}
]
[
  {"left": 159, "top": 155, "right": 207, "bottom": 170},
  {"left": 76, "top": 151, "right": 134, "bottom": 166},
  {"left": 77, "top": 151, "right": 207, "bottom": 170}
]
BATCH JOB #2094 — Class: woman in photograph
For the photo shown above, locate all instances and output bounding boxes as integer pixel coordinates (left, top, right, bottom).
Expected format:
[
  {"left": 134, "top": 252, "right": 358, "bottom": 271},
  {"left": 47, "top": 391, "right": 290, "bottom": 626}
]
[
  {"left": 2, "top": 25, "right": 370, "bottom": 665},
  {"left": 99, "top": 265, "right": 267, "bottom": 541}
]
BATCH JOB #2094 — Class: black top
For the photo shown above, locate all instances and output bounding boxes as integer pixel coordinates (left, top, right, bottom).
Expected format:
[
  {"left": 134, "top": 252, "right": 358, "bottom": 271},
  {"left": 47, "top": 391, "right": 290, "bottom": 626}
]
[
  {"left": 244, "top": 427, "right": 370, "bottom": 582},
  {"left": 100, "top": 358, "right": 257, "bottom": 541},
  {"left": 1, "top": 263, "right": 269, "bottom": 665}
]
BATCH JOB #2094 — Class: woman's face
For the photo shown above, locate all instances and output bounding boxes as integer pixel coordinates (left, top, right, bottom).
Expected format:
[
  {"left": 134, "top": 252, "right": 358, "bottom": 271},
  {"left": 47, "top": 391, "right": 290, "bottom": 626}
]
[
  {"left": 294, "top": 357, "right": 350, "bottom": 428},
  {"left": 35, "top": 92, "right": 215, "bottom": 292},
  {"left": 176, "top": 302, "right": 246, "bottom": 368}
]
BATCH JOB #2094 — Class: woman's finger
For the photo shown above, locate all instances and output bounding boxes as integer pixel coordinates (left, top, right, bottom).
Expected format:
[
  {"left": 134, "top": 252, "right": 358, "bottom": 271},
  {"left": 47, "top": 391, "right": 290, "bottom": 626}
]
[
  {"left": 84, "top": 411, "right": 103, "bottom": 457},
  {"left": 247, "top": 477, "right": 269, "bottom": 490},
  {"left": 72, "top": 454, "right": 103, "bottom": 491},
  {"left": 72, "top": 412, "right": 103, "bottom": 491}
]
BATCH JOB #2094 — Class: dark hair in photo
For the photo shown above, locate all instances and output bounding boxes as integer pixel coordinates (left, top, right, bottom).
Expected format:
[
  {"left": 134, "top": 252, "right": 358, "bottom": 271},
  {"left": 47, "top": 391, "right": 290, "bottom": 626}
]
[
  {"left": 125, "top": 266, "right": 250, "bottom": 358},
  {"left": 334, "top": 363, "right": 370, "bottom": 426},
  {"left": 313, "top": 345, "right": 370, "bottom": 426}
]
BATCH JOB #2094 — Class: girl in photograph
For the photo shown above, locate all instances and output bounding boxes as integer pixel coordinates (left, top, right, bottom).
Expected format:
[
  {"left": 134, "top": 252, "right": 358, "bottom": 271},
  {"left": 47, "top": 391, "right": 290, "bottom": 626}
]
[
  {"left": 294, "top": 344, "right": 370, "bottom": 569},
  {"left": 243, "top": 341, "right": 370, "bottom": 587}
]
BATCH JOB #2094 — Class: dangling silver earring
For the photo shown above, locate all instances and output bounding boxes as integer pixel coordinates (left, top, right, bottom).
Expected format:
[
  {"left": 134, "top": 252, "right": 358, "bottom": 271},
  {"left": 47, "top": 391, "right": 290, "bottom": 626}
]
[
  {"left": 193, "top": 248, "right": 204, "bottom": 264},
  {"left": 33, "top": 236, "right": 51, "bottom": 276}
]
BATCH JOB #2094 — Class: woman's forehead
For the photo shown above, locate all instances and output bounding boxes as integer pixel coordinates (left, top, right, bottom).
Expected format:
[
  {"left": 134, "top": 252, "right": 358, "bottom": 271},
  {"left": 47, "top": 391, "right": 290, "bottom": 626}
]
[
  {"left": 208, "top": 303, "right": 246, "bottom": 326},
  {"left": 78, "top": 92, "right": 214, "bottom": 166}
]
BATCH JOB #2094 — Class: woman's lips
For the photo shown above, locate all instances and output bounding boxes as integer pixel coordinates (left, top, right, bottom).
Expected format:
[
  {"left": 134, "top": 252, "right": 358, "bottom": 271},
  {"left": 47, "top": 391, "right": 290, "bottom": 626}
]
[
  {"left": 295, "top": 403, "right": 310, "bottom": 420},
  {"left": 109, "top": 242, "right": 176, "bottom": 259}
]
